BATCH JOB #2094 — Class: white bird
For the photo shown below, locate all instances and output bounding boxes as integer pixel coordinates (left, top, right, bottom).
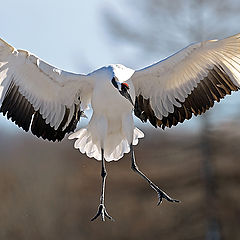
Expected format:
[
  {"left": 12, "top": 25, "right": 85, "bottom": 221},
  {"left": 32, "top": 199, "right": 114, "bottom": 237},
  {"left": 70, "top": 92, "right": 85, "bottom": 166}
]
[{"left": 1, "top": 33, "right": 240, "bottom": 221}]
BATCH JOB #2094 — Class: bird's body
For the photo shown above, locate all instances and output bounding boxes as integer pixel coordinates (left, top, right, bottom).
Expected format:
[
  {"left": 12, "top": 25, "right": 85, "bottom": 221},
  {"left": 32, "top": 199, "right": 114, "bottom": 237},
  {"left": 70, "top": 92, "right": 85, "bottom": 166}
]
[
  {"left": 1, "top": 34, "right": 240, "bottom": 221},
  {"left": 70, "top": 65, "right": 143, "bottom": 161}
]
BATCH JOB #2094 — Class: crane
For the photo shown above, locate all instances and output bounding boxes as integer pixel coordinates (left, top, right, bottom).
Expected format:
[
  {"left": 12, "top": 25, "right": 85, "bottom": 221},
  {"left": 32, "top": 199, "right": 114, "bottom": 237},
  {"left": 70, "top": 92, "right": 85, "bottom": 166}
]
[{"left": 0, "top": 34, "right": 240, "bottom": 221}]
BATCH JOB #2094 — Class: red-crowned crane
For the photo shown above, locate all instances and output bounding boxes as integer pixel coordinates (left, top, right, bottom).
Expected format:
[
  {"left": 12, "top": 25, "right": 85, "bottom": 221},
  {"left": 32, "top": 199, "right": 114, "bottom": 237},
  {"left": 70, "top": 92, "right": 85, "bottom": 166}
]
[{"left": 1, "top": 34, "right": 240, "bottom": 221}]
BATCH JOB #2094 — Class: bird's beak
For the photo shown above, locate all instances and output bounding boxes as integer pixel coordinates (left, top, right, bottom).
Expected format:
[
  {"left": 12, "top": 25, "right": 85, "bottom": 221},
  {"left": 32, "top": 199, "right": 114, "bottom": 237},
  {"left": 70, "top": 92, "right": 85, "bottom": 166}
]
[{"left": 120, "top": 90, "right": 134, "bottom": 107}]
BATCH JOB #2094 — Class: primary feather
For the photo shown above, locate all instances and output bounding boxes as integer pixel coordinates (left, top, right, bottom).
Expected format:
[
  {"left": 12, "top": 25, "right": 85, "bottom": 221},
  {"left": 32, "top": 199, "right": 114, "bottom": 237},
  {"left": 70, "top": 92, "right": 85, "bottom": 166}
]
[
  {"left": 0, "top": 38, "right": 93, "bottom": 141},
  {"left": 132, "top": 33, "right": 240, "bottom": 129}
]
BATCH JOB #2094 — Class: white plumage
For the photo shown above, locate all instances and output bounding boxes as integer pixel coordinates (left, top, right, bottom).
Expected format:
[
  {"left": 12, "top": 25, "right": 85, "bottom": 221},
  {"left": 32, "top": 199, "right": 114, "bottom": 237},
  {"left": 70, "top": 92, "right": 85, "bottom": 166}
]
[{"left": 1, "top": 34, "right": 240, "bottom": 221}]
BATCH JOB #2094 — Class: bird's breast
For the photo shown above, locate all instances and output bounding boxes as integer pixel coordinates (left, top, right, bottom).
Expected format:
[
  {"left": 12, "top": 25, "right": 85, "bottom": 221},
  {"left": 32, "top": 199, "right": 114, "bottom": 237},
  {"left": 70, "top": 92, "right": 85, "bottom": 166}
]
[{"left": 91, "top": 81, "right": 133, "bottom": 116}]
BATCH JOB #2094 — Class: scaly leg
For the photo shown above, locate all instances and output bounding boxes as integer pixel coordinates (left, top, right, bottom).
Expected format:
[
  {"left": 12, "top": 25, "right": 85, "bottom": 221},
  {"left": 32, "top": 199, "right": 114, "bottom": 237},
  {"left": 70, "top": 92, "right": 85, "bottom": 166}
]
[
  {"left": 130, "top": 144, "right": 180, "bottom": 205},
  {"left": 91, "top": 149, "right": 114, "bottom": 221}
]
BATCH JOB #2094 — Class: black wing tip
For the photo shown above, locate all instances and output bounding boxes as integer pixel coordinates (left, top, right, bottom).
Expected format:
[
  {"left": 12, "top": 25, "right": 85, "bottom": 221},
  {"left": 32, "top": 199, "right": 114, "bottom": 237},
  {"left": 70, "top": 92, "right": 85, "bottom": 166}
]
[
  {"left": 134, "top": 65, "right": 239, "bottom": 129},
  {"left": 0, "top": 81, "right": 81, "bottom": 142}
]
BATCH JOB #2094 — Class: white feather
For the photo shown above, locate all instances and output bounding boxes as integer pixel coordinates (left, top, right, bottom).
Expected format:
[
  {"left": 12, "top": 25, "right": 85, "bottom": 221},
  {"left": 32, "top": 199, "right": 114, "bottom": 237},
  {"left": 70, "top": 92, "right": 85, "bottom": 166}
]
[
  {"left": 0, "top": 37, "right": 93, "bottom": 130},
  {"left": 132, "top": 34, "right": 240, "bottom": 118}
]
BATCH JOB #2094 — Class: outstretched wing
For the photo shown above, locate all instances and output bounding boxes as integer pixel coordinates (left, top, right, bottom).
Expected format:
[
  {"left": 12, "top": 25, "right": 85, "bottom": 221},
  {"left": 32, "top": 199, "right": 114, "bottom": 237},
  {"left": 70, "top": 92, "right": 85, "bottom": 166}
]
[
  {"left": 0, "top": 38, "right": 93, "bottom": 141},
  {"left": 132, "top": 33, "right": 240, "bottom": 129}
]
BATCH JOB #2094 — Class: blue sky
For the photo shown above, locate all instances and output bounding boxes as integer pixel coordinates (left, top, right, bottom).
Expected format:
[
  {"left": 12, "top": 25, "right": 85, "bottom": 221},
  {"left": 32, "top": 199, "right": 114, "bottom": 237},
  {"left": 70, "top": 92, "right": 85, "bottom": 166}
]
[
  {"left": 1, "top": 0, "right": 240, "bottom": 134},
  {"left": 0, "top": 0, "right": 114, "bottom": 73}
]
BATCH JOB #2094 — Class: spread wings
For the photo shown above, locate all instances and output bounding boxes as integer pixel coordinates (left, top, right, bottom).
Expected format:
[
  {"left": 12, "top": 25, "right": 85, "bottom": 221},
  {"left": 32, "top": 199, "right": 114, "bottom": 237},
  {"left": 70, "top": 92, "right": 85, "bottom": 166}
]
[
  {"left": 132, "top": 33, "right": 240, "bottom": 129},
  {"left": 0, "top": 38, "right": 93, "bottom": 141}
]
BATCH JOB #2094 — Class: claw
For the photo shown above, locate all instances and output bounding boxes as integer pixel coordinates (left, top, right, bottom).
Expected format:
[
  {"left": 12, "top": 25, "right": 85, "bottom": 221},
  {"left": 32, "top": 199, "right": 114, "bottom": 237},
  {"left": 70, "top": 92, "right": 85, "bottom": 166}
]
[
  {"left": 157, "top": 194, "right": 163, "bottom": 206},
  {"left": 131, "top": 145, "right": 180, "bottom": 208},
  {"left": 151, "top": 184, "right": 180, "bottom": 205},
  {"left": 91, "top": 204, "right": 115, "bottom": 222}
]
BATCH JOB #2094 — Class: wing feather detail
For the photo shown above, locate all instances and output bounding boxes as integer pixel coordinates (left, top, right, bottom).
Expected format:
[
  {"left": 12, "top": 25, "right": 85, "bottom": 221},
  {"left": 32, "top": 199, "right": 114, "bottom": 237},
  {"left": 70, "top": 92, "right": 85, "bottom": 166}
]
[
  {"left": 0, "top": 38, "right": 93, "bottom": 141},
  {"left": 134, "top": 65, "right": 239, "bottom": 129},
  {"left": 132, "top": 34, "right": 240, "bottom": 129}
]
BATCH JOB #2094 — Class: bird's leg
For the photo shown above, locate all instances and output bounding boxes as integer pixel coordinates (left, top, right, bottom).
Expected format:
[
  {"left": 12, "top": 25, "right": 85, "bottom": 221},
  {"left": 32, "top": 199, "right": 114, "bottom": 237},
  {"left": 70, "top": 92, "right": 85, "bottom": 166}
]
[
  {"left": 91, "top": 149, "right": 114, "bottom": 222},
  {"left": 130, "top": 144, "right": 180, "bottom": 205}
]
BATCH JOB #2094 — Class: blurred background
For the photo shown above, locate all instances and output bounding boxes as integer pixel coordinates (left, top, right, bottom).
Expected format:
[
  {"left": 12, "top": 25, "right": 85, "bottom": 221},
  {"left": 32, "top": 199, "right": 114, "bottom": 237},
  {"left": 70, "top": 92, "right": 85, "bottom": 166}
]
[{"left": 1, "top": 0, "right": 240, "bottom": 239}]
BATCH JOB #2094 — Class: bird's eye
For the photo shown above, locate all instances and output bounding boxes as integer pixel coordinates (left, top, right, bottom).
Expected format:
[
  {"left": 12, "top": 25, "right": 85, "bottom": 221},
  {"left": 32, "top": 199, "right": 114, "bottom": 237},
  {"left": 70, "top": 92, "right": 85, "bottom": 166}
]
[{"left": 121, "top": 83, "right": 129, "bottom": 90}]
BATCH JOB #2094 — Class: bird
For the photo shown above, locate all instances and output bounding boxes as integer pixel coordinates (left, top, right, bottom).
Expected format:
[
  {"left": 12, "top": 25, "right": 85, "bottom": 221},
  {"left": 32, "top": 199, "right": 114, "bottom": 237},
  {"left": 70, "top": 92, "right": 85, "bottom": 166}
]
[{"left": 1, "top": 33, "right": 240, "bottom": 221}]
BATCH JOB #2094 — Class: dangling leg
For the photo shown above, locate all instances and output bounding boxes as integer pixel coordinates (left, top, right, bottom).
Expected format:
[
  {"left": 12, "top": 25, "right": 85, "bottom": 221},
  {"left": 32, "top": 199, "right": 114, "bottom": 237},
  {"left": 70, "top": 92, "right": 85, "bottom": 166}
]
[
  {"left": 130, "top": 144, "right": 180, "bottom": 205},
  {"left": 91, "top": 149, "right": 114, "bottom": 221}
]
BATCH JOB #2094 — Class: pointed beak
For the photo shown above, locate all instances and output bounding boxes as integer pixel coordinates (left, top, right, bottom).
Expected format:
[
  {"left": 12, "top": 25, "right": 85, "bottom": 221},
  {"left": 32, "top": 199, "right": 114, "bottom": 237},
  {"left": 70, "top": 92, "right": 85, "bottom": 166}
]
[{"left": 120, "top": 90, "right": 134, "bottom": 107}]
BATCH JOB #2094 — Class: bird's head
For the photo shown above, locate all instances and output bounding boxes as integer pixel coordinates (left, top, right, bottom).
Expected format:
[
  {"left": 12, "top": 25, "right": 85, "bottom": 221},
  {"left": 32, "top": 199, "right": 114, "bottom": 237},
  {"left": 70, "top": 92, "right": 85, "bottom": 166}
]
[
  {"left": 110, "top": 64, "right": 135, "bottom": 106},
  {"left": 111, "top": 77, "right": 134, "bottom": 106}
]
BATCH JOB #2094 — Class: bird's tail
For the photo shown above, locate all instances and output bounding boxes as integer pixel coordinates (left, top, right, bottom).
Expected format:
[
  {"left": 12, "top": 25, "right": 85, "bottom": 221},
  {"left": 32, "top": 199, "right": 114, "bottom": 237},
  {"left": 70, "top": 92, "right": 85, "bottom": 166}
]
[{"left": 68, "top": 127, "right": 144, "bottom": 161}]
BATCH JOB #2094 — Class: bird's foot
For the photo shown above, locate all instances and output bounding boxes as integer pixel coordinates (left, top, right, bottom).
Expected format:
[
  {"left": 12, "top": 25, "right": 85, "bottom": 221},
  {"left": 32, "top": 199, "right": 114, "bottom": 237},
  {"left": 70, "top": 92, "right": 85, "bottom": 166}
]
[
  {"left": 91, "top": 204, "right": 115, "bottom": 222},
  {"left": 150, "top": 183, "right": 180, "bottom": 205}
]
